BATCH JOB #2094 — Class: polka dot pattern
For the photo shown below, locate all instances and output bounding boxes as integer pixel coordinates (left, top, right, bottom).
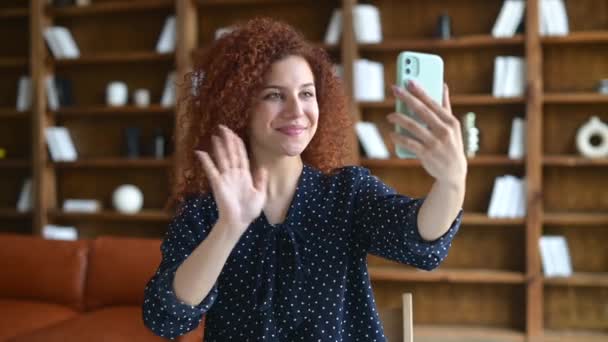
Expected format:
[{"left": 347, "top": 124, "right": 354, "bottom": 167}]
[{"left": 143, "top": 164, "right": 463, "bottom": 341}]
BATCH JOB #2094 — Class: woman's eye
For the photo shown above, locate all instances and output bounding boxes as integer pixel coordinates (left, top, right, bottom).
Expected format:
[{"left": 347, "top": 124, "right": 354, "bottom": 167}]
[
  {"left": 302, "top": 91, "right": 315, "bottom": 98},
  {"left": 265, "top": 92, "right": 282, "bottom": 100}
]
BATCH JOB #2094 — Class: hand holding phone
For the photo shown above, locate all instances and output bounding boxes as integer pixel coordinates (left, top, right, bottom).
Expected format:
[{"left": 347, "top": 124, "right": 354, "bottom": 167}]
[{"left": 394, "top": 51, "right": 444, "bottom": 158}]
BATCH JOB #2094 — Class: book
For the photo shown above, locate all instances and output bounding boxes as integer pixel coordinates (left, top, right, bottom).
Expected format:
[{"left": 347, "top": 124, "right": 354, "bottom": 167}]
[
  {"left": 63, "top": 199, "right": 101, "bottom": 213},
  {"left": 43, "top": 224, "right": 78, "bottom": 241},
  {"left": 161, "top": 71, "right": 176, "bottom": 108},
  {"left": 17, "top": 178, "right": 32, "bottom": 213},
  {"left": 45, "top": 75, "right": 60, "bottom": 111},
  {"left": 324, "top": 9, "right": 342, "bottom": 45},
  {"left": 45, "top": 126, "right": 78, "bottom": 161},
  {"left": 354, "top": 59, "right": 384, "bottom": 101},
  {"left": 492, "top": 57, "right": 507, "bottom": 97},
  {"left": 492, "top": 0, "right": 525, "bottom": 38},
  {"left": 44, "top": 26, "right": 80, "bottom": 59},
  {"left": 355, "top": 121, "right": 390, "bottom": 159},
  {"left": 539, "top": 235, "right": 573, "bottom": 277},
  {"left": 16, "top": 76, "right": 32, "bottom": 112},
  {"left": 540, "top": 0, "right": 569, "bottom": 36},
  {"left": 508, "top": 117, "right": 526, "bottom": 159},
  {"left": 156, "top": 15, "right": 176, "bottom": 53},
  {"left": 493, "top": 56, "right": 525, "bottom": 97}
]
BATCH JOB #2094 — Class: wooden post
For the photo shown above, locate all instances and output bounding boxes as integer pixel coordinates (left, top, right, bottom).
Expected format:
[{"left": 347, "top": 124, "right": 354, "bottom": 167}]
[{"left": 525, "top": 0, "right": 544, "bottom": 340}]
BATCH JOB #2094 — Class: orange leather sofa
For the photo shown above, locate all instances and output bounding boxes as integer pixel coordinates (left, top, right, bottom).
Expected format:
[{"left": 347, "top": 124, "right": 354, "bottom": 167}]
[{"left": 0, "top": 233, "right": 204, "bottom": 342}]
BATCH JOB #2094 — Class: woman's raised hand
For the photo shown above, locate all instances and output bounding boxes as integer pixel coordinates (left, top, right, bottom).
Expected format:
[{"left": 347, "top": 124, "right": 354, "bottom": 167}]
[{"left": 195, "top": 125, "right": 268, "bottom": 236}]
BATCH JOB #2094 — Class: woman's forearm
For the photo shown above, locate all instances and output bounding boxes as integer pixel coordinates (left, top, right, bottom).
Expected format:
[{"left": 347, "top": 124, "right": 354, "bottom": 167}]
[
  {"left": 417, "top": 178, "right": 465, "bottom": 241},
  {"left": 173, "top": 219, "right": 244, "bottom": 306}
]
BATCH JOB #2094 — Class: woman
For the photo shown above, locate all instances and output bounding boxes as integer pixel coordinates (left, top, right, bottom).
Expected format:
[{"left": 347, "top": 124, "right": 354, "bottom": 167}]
[{"left": 143, "top": 17, "right": 466, "bottom": 341}]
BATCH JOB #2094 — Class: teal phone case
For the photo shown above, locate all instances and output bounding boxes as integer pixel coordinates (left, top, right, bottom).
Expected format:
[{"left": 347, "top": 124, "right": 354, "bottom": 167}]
[{"left": 395, "top": 51, "right": 444, "bottom": 158}]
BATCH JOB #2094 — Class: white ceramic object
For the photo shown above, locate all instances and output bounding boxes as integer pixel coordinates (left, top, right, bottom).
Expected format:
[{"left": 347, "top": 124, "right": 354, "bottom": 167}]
[{"left": 112, "top": 184, "right": 144, "bottom": 214}]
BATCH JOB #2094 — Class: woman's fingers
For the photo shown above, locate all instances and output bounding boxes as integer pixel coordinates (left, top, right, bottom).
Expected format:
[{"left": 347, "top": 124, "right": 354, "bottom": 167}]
[
  {"left": 387, "top": 112, "right": 434, "bottom": 147},
  {"left": 391, "top": 85, "right": 445, "bottom": 133},
  {"left": 218, "top": 125, "right": 237, "bottom": 169},
  {"left": 236, "top": 133, "right": 250, "bottom": 171},
  {"left": 195, "top": 150, "right": 220, "bottom": 184},
  {"left": 390, "top": 132, "right": 424, "bottom": 156},
  {"left": 212, "top": 135, "right": 229, "bottom": 172}
]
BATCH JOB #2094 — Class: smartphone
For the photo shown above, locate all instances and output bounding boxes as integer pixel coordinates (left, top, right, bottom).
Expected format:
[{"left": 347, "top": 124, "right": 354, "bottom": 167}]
[{"left": 395, "top": 51, "right": 444, "bottom": 158}]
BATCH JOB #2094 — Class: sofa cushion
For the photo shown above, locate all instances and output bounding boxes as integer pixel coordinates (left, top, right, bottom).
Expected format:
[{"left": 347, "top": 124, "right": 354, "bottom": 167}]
[
  {"left": 7, "top": 306, "right": 166, "bottom": 342},
  {"left": 85, "top": 236, "right": 161, "bottom": 310},
  {"left": 0, "top": 299, "right": 79, "bottom": 341},
  {"left": 0, "top": 233, "right": 88, "bottom": 310}
]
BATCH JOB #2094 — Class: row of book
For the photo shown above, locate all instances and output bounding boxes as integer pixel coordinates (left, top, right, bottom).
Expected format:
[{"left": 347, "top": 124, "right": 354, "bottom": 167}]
[
  {"left": 43, "top": 15, "right": 177, "bottom": 59},
  {"left": 487, "top": 175, "right": 527, "bottom": 218},
  {"left": 491, "top": 0, "right": 569, "bottom": 38},
  {"left": 15, "top": 72, "right": 176, "bottom": 111},
  {"left": 356, "top": 116, "right": 526, "bottom": 160}
]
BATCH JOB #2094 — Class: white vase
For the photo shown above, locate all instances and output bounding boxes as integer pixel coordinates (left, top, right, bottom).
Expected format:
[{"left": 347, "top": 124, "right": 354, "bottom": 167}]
[{"left": 107, "top": 81, "right": 128, "bottom": 107}]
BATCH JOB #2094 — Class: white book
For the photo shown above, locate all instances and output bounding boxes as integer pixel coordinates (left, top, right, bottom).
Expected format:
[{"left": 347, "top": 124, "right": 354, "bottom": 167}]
[
  {"left": 161, "top": 71, "right": 176, "bottom": 107},
  {"left": 354, "top": 59, "right": 384, "bottom": 101},
  {"left": 552, "top": 236, "right": 573, "bottom": 276},
  {"left": 492, "top": 0, "right": 525, "bottom": 38},
  {"left": 52, "top": 27, "right": 80, "bottom": 59},
  {"left": 43, "top": 27, "right": 64, "bottom": 59},
  {"left": 45, "top": 75, "right": 60, "bottom": 111},
  {"left": 63, "top": 199, "right": 101, "bottom": 213},
  {"left": 53, "top": 126, "right": 78, "bottom": 161},
  {"left": 502, "top": 176, "right": 519, "bottom": 218},
  {"left": 539, "top": 236, "right": 558, "bottom": 277},
  {"left": 325, "top": 9, "right": 342, "bottom": 45},
  {"left": 17, "top": 178, "right": 32, "bottom": 213},
  {"left": 156, "top": 15, "right": 176, "bottom": 53},
  {"left": 492, "top": 57, "right": 507, "bottom": 97},
  {"left": 508, "top": 117, "right": 526, "bottom": 159},
  {"left": 517, "top": 177, "right": 527, "bottom": 217},
  {"left": 44, "top": 127, "right": 63, "bottom": 161},
  {"left": 550, "top": 0, "right": 569, "bottom": 36},
  {"left": 16, "top": 76, "right": 32, "bottom": 112},
  {"left": 43, "top": 224, "right": 78, "bottom": 241},
  {"left": 487, "top": 176, "right": 504, "bottom": 218},
  {"left": 502, "top": 57, "right": 525, "bottom": 97},
  {"left": 355, "top": 121, "right": 390, "bottom": 159}
]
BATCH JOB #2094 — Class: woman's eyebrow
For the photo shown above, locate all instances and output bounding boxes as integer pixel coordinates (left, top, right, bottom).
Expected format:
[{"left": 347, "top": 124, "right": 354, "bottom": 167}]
[{"left": 262, "top": 83, "right": 315, "bottom": 90}]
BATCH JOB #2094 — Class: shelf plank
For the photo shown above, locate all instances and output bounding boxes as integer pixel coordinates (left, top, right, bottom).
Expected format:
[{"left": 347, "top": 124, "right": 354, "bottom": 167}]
[
  {"left": 543, "top": 155, "right": 608, "bottom": 167},
  {"left": 52, "top": 158, "right": 172, "bottom": 169},
  {"left": 55, "top": 105, "right": 174, "bottom": 117},
  {"left": 0, "top": 108, "right": 29, "bottom": 118},
  {"left": 361, "top": 155, "right": 524, "bottom": 168},
  {"left": 0, "top": 8, "right": 28, "bottom": 19},
  {"left": 463, "top": 212, "right": 525, "bottom": 226},
  {"left": 0, "top": 208, "right": 30, "bottom": 219},
  {"left": 544, "top": 93, "right": 608, "bottom": 104},
  {"left": 0, "top": 57, "right": 28, "bottom": 68},
  {"left": 51, "top": 210, "right": 171, "bottom": 222},
  {"left": 542, "top": 31, "right": 608, "bottom": 45},
  {"left": 0, "top": 159, "right": 31, "bottom": 168},
  {"left": 49, "top": 0, "right": 173, "bottom": 17},
  {"left": 544, "top": 212, "right": 608, "bottom": 226},
  {"left": 198, "top": 0, "right": 306, "bottom": 5},
  {"left": 544, "top": 330, "right": 608, "bottom": 342},
  {"left": 544, "top": 272, "right": 608, "bottom": 287},
  {"left": 369, "top": 266, "right": 526, "bottom": 284},
  {"left": 359, "top": 95, "right": 525, "bottom": 109},
  {"left": 53, "top": 52, "right": 173, "bottom": 66},
  {"left": 414, "top": 325, "right": 525, "bottom": 342},
  {"left": 360, "top": 34, "right": 525, "bottom": 52}
]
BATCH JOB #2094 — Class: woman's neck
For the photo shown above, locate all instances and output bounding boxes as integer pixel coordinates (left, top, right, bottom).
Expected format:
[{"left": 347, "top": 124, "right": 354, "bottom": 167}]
[{"left": 251, "top": 156, "right": 303, "bottom": 199}]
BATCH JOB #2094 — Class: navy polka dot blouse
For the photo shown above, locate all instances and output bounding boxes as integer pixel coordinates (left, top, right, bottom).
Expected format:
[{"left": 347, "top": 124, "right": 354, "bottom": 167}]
[{"left": 143, "top": 164, "right": 463, "bottom": 341}]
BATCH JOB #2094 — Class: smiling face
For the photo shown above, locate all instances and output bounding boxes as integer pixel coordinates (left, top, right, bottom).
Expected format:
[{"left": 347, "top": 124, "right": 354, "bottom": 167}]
[{"left": 247, "top": 55, "right": 319, "bottom": 162}]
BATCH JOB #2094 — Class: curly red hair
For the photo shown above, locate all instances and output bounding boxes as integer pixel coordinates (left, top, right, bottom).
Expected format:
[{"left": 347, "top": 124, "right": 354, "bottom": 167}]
[{"left": 169, "top": 17, "right": 353, "bottom": 208}]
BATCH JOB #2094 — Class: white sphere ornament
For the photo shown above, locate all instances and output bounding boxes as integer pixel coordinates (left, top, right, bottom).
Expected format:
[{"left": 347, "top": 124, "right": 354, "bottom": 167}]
[{"left": 112, "top": 184, "right": 144, "bottom": 214}]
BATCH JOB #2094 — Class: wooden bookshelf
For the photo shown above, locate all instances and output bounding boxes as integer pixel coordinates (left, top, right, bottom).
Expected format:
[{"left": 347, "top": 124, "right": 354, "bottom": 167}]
[
  {"left": 4, "top": 0, "right": 606, "bottom": 340},
  {"left": 0, "top": 1, "right": 31, "bottom": 235}
]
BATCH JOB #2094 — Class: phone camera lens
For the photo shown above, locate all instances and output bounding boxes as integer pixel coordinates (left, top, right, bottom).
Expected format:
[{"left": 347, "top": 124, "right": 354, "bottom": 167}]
[
  {"left": 405, "top": 68, "right": 411, "bottom": 74},
  {"left": 405, "top": 58, "right": 411, "bottom": 65}
]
